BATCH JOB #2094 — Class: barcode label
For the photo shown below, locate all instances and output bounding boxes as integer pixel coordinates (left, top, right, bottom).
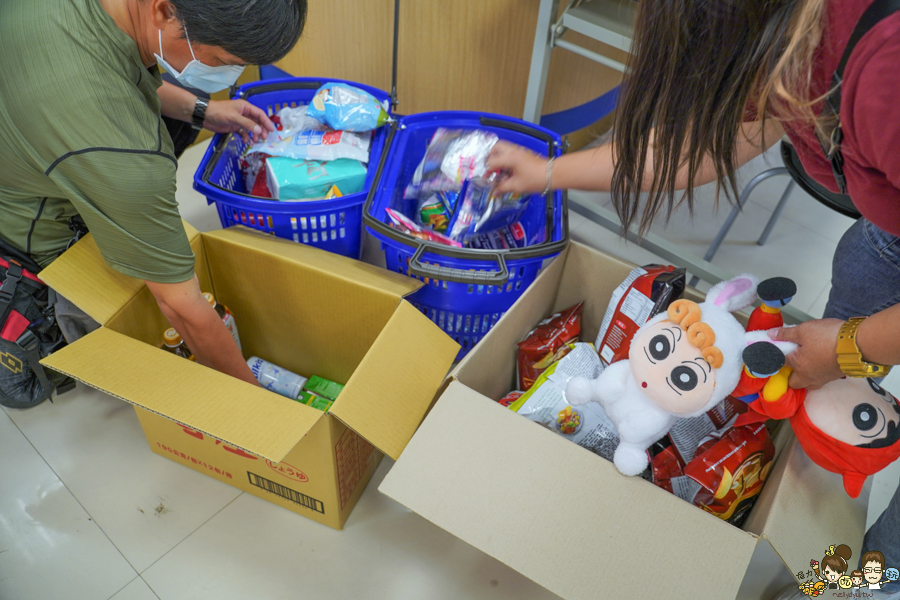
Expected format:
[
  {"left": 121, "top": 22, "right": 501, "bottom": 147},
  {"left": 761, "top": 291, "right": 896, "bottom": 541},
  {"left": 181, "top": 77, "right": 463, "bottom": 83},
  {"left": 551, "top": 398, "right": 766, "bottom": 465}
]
[{"left": 247, "top": 472, "right": 325, "bottom": 514}]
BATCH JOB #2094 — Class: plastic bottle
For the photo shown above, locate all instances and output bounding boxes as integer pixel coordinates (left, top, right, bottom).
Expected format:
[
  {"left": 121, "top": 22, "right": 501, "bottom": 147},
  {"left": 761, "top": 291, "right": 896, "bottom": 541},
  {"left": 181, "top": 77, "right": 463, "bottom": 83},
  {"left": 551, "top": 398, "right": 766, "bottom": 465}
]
[
  {"left": 247, "top": 357, "right": 308, "bottom": 400},
  {"left": 161, "top": 328, "right": 195, "bottom": 361},
  {"left": 203, "top": 292, "right": 242, "bottom": 352}
]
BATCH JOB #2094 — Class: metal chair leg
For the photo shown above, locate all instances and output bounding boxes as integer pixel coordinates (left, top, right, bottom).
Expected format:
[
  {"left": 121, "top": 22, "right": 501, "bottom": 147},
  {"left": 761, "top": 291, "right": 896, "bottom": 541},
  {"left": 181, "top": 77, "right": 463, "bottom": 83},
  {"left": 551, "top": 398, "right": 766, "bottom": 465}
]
[
  {"left": 687, "top": 167, "right": 789, "bottom": 287},
  {"left": 757, "top": 179, "right": 795, "bottom": 246},
  {"left": 523, "top": 0, "right": 560, "bottom": 123}
]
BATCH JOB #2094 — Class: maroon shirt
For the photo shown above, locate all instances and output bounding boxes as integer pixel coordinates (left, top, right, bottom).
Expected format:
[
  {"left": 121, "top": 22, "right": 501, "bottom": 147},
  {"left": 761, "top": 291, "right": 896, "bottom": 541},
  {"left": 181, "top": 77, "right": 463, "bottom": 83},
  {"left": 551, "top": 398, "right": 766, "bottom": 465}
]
[{"left": 781, "top": 0, "right": 900, "bottom": 236}]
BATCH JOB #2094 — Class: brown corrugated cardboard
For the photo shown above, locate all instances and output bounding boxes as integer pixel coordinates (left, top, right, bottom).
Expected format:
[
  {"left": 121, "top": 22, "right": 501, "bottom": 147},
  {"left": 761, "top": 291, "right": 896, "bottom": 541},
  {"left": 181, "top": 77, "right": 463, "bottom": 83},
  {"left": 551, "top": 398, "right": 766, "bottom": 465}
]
[
  {"left": 40, "top": 225, "right": 459, "bottom": 529},
  {"left": 380, "top": 241, "right": 867, "bottom": 598}
]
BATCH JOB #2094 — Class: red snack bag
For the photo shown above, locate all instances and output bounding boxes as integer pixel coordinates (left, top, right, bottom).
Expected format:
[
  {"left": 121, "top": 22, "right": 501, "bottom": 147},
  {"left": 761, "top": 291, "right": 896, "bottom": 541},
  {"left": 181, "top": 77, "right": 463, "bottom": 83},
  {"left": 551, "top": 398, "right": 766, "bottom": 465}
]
[
  {"left": 516, "top": 303, "right": 583, "bottom": 391},
  {"left": 498, "top": 391, "right": 523, "bottom": 408},
  {"left": 594, "top": 265, "right": 685, "bottom": 366},
  {"left": 651, "top": 445, "right": 685, "bottom": 493},
  {"left": 667, "top": 396, "right": 748, "bottom": 464},
  {"left": 684, "top": 423, "right": 776, "bottom": 525},
  {"left": 250, "top": 157, "right": 273, "bottom": 198}
]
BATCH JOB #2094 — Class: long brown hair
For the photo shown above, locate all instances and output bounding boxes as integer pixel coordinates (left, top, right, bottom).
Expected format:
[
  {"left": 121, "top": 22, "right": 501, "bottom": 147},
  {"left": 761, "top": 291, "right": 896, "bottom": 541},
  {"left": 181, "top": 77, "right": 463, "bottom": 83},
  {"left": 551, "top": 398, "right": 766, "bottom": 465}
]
[{"left": 610, "top": 0, "right": 828, "bottom": 234}]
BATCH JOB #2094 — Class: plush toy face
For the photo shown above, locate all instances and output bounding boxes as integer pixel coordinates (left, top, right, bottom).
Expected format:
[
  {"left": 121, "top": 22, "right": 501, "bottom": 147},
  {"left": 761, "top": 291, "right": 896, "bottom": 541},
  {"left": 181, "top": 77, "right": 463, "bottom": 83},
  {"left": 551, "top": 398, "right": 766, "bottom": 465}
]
[
  {"left": 629, "top": 319, "right": 717, "bottom": 415},
  {"left": 804, "top": 378, "right": 900, "bottom": 448}
]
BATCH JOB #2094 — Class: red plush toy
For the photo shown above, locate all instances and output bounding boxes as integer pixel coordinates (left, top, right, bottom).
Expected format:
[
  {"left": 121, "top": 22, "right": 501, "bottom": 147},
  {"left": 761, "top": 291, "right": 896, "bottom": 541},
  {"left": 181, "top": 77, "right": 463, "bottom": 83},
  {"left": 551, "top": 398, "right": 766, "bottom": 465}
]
[{"left": 730, "top": 277, "right": 900, "bottom": 498}]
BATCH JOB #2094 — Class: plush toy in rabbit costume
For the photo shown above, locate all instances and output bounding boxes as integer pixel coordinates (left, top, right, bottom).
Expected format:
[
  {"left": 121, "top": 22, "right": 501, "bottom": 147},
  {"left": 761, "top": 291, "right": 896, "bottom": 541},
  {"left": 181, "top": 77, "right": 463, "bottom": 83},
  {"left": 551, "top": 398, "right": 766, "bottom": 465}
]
[{"left": 566, "top": 274, "right": 769, "bottom": 476}]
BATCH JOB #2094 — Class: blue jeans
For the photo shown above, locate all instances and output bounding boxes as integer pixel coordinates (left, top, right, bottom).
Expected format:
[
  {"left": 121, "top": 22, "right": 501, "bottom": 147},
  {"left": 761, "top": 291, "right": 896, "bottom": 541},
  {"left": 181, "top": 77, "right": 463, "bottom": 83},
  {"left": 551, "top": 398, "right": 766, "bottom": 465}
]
[{"left": 825, "top": 218, "right": 900, "bottom": 597}]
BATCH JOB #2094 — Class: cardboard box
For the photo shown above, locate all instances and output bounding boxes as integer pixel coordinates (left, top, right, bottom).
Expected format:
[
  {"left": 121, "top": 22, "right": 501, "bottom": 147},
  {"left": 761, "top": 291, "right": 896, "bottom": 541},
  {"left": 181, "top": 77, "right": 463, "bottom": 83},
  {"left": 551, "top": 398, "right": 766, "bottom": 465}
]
[
  {"left": 40, "top": 224, "right": 459, "bottom": 529},
  {"left": 380, "top": 242, "right": 869, "bottom": 599}
]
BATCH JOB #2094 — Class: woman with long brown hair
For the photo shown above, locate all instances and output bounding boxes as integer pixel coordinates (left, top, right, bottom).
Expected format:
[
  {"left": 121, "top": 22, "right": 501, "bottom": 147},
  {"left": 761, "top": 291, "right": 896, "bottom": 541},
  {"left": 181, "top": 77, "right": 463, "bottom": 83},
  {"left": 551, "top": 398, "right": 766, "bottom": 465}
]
[{"left": 488, "top": 0, "right": 900, "bottom": 593}]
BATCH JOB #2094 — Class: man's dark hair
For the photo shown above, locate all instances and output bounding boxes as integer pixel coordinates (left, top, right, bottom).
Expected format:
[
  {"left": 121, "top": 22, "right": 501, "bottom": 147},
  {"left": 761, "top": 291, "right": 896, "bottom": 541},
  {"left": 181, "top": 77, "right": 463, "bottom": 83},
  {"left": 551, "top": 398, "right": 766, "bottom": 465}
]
[{"left": 169, "top": 0, "right": 307, "bottom": 65}]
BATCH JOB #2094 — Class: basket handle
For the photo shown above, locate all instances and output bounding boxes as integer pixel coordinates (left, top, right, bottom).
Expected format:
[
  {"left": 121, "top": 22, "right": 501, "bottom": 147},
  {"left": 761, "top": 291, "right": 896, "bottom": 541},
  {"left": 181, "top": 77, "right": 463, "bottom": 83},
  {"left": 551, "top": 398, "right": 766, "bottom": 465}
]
[{"left": 408, "top": 244, "right": 510, "bottom": 286}]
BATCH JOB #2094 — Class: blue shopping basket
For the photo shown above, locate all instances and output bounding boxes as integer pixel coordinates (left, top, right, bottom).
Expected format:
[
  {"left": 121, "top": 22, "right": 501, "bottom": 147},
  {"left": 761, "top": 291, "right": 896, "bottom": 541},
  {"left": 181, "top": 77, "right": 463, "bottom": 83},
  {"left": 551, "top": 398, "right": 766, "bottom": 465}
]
[
  {"left": 193, "top": 77, "right": 390, "bottom": 259},
  {"left": 364, "top": 112, "right": 569, "bottom": 359}
]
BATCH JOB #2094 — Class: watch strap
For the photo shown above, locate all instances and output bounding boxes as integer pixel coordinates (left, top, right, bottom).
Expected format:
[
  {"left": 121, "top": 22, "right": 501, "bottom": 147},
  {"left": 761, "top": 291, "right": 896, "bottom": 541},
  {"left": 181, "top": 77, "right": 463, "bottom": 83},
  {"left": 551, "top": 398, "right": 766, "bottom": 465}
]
[
  {"left": 836, "top": 317, "right": 892, "bottom": 377},
  {"left": 191, "top": 98, "right": 209, "bottom": 131}
]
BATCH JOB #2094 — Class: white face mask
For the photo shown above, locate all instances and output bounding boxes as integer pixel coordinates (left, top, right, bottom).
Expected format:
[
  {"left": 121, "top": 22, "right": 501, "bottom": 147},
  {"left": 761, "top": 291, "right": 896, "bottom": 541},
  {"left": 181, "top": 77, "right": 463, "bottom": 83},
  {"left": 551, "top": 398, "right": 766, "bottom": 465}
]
[{"left": 154, "top": 28, "right": 244, "bottom": 94}]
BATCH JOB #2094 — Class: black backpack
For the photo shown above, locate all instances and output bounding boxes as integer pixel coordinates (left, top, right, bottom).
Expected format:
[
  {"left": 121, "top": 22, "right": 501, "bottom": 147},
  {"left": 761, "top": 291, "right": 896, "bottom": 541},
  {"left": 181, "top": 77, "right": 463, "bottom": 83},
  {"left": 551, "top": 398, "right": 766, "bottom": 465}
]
[{"left": 0, "top": 237, "right": 75, "bottom": 408}]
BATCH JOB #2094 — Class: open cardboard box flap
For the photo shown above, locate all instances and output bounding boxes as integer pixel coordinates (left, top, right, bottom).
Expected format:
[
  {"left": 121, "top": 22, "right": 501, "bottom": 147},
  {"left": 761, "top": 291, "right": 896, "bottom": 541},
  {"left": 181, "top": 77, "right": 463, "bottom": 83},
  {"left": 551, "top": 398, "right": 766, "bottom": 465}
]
[
  {"left": 41, "top": 327, "right": 320, "bottom": 462},
  {"left": 379, "top": 379, "right": 758, "bottom": 600},
  {"left": 331, "top": 301, "right": 460, "bottom": 460}
]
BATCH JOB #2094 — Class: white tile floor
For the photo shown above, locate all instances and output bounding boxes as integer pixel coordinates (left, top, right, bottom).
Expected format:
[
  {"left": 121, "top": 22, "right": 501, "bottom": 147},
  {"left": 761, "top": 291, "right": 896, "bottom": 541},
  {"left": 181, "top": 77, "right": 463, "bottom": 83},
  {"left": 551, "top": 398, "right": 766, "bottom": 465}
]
[{"left": 2, "top": 141, "right": 898, "bottom": 600}]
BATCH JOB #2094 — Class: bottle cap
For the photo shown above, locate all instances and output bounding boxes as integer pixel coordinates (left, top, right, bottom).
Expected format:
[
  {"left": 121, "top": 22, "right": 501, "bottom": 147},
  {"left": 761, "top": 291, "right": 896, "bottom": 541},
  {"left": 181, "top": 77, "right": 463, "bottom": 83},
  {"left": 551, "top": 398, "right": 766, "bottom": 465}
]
[
  {"left": 163, "top": 327, "right": 183, "bottom": 346},
  {"left": 202, "top": 292, "right": 217, "bottom": 307}
]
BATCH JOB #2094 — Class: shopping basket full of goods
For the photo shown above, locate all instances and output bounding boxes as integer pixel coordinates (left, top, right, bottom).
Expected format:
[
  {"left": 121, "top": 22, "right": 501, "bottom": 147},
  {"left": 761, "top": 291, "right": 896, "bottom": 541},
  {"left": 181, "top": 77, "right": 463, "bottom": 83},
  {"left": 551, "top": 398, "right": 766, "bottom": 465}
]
[
  {"left": 364, "top": 112, "right": 569, "bottom": 359},
  {"left": 193, "top": 77, "right": 391, "bottom": 259}
]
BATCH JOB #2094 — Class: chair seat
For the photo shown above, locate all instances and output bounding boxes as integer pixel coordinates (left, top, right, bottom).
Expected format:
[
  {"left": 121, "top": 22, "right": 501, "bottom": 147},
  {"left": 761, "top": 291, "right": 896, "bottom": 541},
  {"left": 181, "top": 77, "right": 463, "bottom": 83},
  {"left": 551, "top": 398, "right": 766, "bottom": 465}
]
[{"left": 781, "top": 141, "right": 861, "bottom": 219}]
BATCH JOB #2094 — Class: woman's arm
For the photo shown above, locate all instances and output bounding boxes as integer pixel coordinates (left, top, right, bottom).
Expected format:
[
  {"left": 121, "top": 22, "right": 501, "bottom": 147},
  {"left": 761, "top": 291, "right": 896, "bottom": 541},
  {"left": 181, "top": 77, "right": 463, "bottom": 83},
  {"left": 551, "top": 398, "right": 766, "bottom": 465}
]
[
  {"left": 771, "top": 303, "right": 900, "bottom": 389},
  {"left": 487, "top": 119, "right": 785, "bottom": 194}
]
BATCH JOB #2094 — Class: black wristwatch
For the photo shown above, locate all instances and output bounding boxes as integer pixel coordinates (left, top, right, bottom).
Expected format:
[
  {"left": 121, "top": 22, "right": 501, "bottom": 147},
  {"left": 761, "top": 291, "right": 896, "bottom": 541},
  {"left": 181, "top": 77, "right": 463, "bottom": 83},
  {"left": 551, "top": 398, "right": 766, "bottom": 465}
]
[{"left": 191, "top": 98, "right": 209, "bottom": 131}]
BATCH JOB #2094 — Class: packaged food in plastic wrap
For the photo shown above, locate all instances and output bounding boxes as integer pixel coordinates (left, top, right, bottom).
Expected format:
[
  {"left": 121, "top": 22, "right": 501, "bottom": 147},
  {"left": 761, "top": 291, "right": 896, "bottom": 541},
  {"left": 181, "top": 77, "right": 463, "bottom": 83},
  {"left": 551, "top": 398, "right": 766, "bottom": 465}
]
[
  {"left": 385, "top": 208, "right": 463, "bottom": 247},
  {"left": 445, "top": 175, "right": 528, "bottom": 243},
  {"left": 498, "top": 391, "right": 524, "bottom": 408},
  {"left": 466, "top": 222, "right": 528, "bottom": 250},
  {"left": 594, "top": 265, "right": 686, "bottom": 366},
  {"left": 306, "top": 82, "right": 390, "bottom": 132},
  {"left": 683, "top": 422, "right": 775, "bottom": 526},
  {"left": 516, "top": 302, "right": 583, "bottom": 391},
  {"left": 247, "top": 128, "right": 372, "bottom": 164},
  {"left": 667, "top": 395, "right": 747, "bottom": 463},
  {"left": 266, "top": 157, "right": 367, "bottom": 201},
  {"left": 404, "top": 129, "right": 500, "bottom": 200},
  {"left": 417, "top": 191, "right": 458, "bottom": 233},
  {"left": 507, "top": 343, "right": 620, "bottom": 462}
]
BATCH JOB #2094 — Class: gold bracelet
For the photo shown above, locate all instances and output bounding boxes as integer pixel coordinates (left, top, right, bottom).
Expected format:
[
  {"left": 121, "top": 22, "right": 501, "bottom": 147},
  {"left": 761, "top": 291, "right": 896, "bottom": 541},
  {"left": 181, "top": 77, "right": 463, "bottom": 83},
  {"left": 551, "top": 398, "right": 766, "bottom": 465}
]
[{"left": 544, "top": 157, "right": 555, "bottom": 197}]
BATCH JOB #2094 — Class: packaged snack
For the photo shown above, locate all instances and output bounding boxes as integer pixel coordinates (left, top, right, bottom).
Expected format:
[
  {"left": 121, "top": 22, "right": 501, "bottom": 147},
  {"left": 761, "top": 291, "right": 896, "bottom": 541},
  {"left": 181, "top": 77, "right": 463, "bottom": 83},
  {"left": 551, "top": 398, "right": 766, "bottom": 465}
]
[
  {"left": 683, "top": 422, "right": 775, "bottom": 526},
  {"left": 594, "top": 265, "right": 686, "bottom": 366},
  {"left": 203, "top": 292, "right": 241, "bottom": 352},
  {"left": 266, "top": 157, "right": 367, "bottom": 201},
  {"left": 417, "top": 191, "right": 458, "bottom": 233},
  {"left": 306, "top": 82, "right": 390, "bottom": 132},
  {"left": 248, "top": 129, "right": 372, "bottom": 164},
  {"left": 516, "top": 302, "right": 583, "bottom": 391},
  {"left": 404, "top": 129, "right": 500, "bottom": 200},
  {"left": 386, "top": 208, "right": 463, "bottom": 248},
  {"left": 498, "top": 390, "right": 524, "bottom": 408},
  {"left": 304, "top": 375, "right": 343, "bottom": 401},
  {"left": 446, "top": 174, "right": 528, "bottom": 243},
  {"left": 650, "top": 445, "right": 685, "bottom": 495},
  {"left": 247, "top": 357, "right": 308, "bottom": 400},
  {"left": 467, "top": 222, "right": 528, "bottom": 250},
  {"left": 667, "top": 396, "right": 747, "bottom": 463},
  {"left": 297, "top": 390, "right": 334, "bottom": 412},
  {"left": 275, "top": 104, "right": 327, "bottom": 132},
  {"left": 508, "top": 343, "right": 619, "bottom": 461}
]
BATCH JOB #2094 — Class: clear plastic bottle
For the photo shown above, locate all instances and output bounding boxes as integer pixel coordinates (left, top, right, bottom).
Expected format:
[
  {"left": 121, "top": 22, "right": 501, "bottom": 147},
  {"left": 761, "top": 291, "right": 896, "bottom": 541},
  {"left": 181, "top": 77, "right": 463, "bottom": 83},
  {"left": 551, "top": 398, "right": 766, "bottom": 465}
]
[
  {"left": 203, "top": 292, "right": 242, "bottom": 352},
  {"left": 161, "top": 328, "right": 195, "bottom": 361}
]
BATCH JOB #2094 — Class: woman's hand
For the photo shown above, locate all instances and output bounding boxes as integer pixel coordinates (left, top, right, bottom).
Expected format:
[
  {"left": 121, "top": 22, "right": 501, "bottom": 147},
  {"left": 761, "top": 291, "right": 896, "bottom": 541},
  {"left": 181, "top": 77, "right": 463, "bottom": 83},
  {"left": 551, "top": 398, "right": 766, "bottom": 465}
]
[
  {"left": 203, "top": 99, "right": 275, "bottom": 144},
  {"left": 769, "top": 319, "right": 845, "bottom": 389},
  {"left": 486, "top": 141, "right": 550, "bottom": 194}
]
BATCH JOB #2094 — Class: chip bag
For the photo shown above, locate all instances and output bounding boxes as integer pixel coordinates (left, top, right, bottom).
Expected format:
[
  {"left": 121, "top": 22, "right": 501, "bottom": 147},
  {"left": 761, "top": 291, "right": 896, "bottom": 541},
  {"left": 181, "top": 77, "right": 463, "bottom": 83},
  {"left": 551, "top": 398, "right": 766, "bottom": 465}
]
[
  {"left": 386, "top": 209, "right": 463, "bottom": 248},
  {"left": 507, "top": 343, "right": 619, "bottom": 462},
  {"left": 307, "top": 82, "right": 390, "bottom": 132},
  {"left": 517, "top": 303, "right": 583, "bottom": 391},
  {"left": 683, "top": 422, "right": 775, "bottom": 526},
  {"left": 594, "top": 265, "right": 686, "bottom": 366}
]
